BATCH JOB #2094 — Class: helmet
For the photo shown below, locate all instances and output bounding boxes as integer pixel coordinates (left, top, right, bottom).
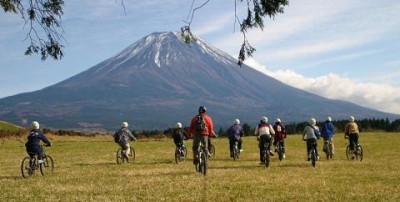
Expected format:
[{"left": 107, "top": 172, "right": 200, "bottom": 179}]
[
  {"left": 176, "top": 122, "right": 182, "bottom": 128},
  {"left": 234, "top": 119, "right": 240, "bottom": 125},
  {"left": 32, "top": 121, "right": 40, "bottom": 129},
  {"left": 198, "top": 106, "right": 207, "bottom": 113},
  {"left": 261, "top": 116, "right": 268, "bottom": 123},
  {"left": 349, "top": 116, "right": 355, "bottom": 122},
  {"left": 309, "top": 118, "right": 316, "bottom": 126},
  {"left": 327, "top": 116, "right": 332, "bottom": 122},
  {"left": 121, "top": 122, "right": 129, "bottom": 128},
  {"left": 276, "top": 118, "right": 281, "bottom": 123}
]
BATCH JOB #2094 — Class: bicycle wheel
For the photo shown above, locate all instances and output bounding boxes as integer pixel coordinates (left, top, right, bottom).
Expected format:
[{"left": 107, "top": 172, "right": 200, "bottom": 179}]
[
  {"left": 311, "top": 149, "right": 316, "bottom": 167},
  {"left": 128, "top": 147, "right": 135, "bottom": 162},
  {"left": 233, "top": 144, "right": 239, "bottom": 160},
  {"left": 277, "top": 143, "right": 283, "bottom": 161},
  {"left": 21, "top": 157, "right": 35, "bottom": 178},
  {"left": 199, "top": 152, "right": 207, "bottom": 175},
  {"left": 325, "top": 143, "right": 331, "bottom": 160},
  {"left": 356, "top": 144, "right": 363, "bottom": 161},
  {"left": 116, "top": 148, "right": 123, "bottom": 164},
  {"left": 264, "top": 149, "right": 270, "bottom": 168},
  {"left": 346, "top": 145, "right": 352, "bottom": 160},
  {"left": 179, "top": 147, "right": 186, "bottom": 162},
  {"left": 175, "top": 147, "right": 180, "bottom": 164},
  {"left": 40, "top": 155, "right": 54, "bottom": 176}
]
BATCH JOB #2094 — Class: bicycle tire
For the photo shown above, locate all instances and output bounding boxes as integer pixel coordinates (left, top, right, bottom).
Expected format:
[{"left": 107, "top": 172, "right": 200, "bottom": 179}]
[
  {"left": 129, "top": 147, "right": 135, "bottom": 162},
  {"left": 40, "top": 155, "right": 54, "bottom": 176},
  {"left": 311, "top": 149, "right": 316, "bottom": 167},
  {"left": 200, "top": 152, "right": 207, "bottom": 175},
  {"left": 278, "top": 142, "right": 283, "bottom": 161},
  {"left": 21, "top": 156, "right": 34, "bottom": 178},
  {"left": 175, "top": 147, "right": 180, "bottom": 164},
  {"left": 356, "top": 144, "right": 363, "bottom": 161},
  {"left": 116, "top": 148, "right": 123, "bottom": 164},
  {"left": 346, "top": 145, "right": 351, "bottom": 160},
  {"left": 264, "top": 148, "right": 270, "bottom": 168},
  {"left": 233, "top": 143, "right": 239, "bottom": 160}
]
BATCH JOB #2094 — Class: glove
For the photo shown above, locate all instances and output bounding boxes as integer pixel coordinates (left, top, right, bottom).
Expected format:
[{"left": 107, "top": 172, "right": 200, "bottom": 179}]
[{"left": 46, "top": 143, "right": 52, "bottom": 147}]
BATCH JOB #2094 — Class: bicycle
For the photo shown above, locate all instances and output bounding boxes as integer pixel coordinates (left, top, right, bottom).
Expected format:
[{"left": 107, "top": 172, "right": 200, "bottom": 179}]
[
  {"left": 308, "top": 140, "right": 318, "bottom": 167},
  {"left": 262, "top": 142, "right": 271, "bottom": 167},
  {"left": 346, "top": 140, "right": 363, "bottom": 161},
  {"left": 232, "top": 141, "right": 240, "bottom": 160},
  {"left": 175, "top": 144, "right": 187, "bottom": 163},
  {"left": 21, "top": 145, "right": 54, "bottom": 178},
  {"left": 195, "top": 141, "right": 208, "bottom": 175},
  {"left": 116, "top": 146, "right": 135, "bottom": 164},
  {"left": 276, "top": 140, "right": 285, "bottom": 161},
  {"left": 323, "top": 139, "right": 333, "bottom": 160}
]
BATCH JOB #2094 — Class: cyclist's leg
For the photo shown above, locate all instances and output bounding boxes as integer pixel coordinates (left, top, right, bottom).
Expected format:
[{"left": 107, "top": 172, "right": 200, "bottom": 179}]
[
  {"left": 203, "top": 135, "right": 209, "bottom": 156},
  {"left": 259, "top": 135, "right": 267, "bottom": 163},
  {"left": 229, "top": 139, "right": 234, "bottom": 157},
  {"left": 192, "top": 134, "right": 201, "bottom": 164},
  {"left": 238, "top": 138, "right": 243, "bottom": 151},
  {"left": 330, "top": 138, "right": 335, "bottom": 154},
  {"left": 314, "top": 140, "right": 319, "bottom": 159},
  {"left": 306, "top": 140, "right": 312, "bottom": 160}
]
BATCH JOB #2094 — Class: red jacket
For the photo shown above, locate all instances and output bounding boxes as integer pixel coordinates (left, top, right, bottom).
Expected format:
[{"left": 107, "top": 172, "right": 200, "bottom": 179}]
[{"left": 188, "top": 113, "right": 214, "bottom": 136}]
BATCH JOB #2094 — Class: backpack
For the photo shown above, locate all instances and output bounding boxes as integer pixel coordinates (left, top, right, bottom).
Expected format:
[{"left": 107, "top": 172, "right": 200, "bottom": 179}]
[
  {"left": 113, "top": 129, "right": 128, "bottom": 144},
  {"left": 195, "top": 114, "right": 207, "bottom": 132}
]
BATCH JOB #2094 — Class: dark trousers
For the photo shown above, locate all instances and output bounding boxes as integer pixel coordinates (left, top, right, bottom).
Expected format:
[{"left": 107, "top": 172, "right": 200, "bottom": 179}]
[
  {"left": 306, "top": 139, "right": 319, "bottom": 157},
  {"left": 258, "top": 135, "right": 272, "bottom": 162},
  {"left": 349, "top": 133, "right": 359, "bottom": 151},
  {"left": 26, "top": 145, "right": 44, "bottom": 159},
  {"left": 229, "top": 139, "right": 242, "bottom": 153}
]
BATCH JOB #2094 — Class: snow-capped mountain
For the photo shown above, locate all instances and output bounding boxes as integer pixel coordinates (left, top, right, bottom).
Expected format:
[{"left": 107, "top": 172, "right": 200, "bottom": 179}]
[{"left": 0, "top": 32, "right": 397, "bottom": 131}]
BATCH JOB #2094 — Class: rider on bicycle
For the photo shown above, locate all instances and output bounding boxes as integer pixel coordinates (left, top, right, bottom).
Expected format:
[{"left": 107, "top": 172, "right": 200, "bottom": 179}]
[
  {"left": 302, "top": 118, "right": 321, "bottom": 161},
  {"left": 321, "top": 116, "right": 335, "bottom": 155},
  {"left": 227, "top": 119, "right": 244, "bottom": 157},
  {"left": 24, "top": 121, "right": 52, "bottom": 163},
  {"left": 113, "top": 122, "right": 137, "bottom": 158},
  {"left": 273, "top": 118, "right": 287, "bottom": 159},
  {"left": 188, "top": 106, "right": 214, "bottom": 164},
  {"left": 344, "top": 116, "right": 360, "bottom": 159},
  {"left": 255, "top": 116, "right": 275, "bottom": 164},
  {"left": 172, "top": 122, "right": 188, "bottom": 153}
]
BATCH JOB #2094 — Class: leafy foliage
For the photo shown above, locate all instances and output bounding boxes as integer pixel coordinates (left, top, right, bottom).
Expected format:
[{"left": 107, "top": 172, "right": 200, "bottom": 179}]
[{"left": 1, "top": 0, "right": 65, "bottom": 60}]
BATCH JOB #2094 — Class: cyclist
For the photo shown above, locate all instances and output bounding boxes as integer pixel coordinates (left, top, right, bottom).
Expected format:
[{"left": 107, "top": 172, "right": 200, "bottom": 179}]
[
  {"left": 188, "top": 106, "right": 214, "bottom": 164},
  {"left": 321, "top": 116, "right": 335, "bottom": 155},
  {"left": 255, "top": 116, "right": 275, "bottom": 164},
  {"left": 24, "top": 121, "right": 52, "bottom": 163},
  {"left": 113, "top": 122, "right": 137, "bottom": 158},
  {"left": 273, "top": 118, "right": 287, "bottom": 159},
  {"left": 227, "top": 119, "right": 244, "bottom": 157},
  {"left": 344, "top": 116, "right": 360, "bottom": 159},
  {"left": 302, "top": 118, "right": 321, "bottom": 161},
  {"left": 172, "top": 122, "right": 188, "bottom": 153}
]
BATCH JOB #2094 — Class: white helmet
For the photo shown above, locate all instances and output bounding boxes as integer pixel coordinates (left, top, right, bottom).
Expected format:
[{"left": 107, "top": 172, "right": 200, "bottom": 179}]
[
  {"left": 32, "top": 121, "right": 40, "bottom": 129},
  {"left": 309, "top": 118, "right": 316, "bottom": 126},
  {"left": 121, "top": 122, "right": 129, "bottom": 128},
  {"left": 276, "top": 118, "right": 281, "bottom": 123},
  {"left": 327, "top": 116, "right": 332, "bottom": 122},
  {"left": 176, "top": 122, "right": 182, "bottom": 128},
  {"left": 261, "top": 116, "right": 268, "bottom": 123},
  {"left": 349, "top": 116, "right": 355, "bottom": 122},
  {"left": 234, "top": 119, "right": 240, "bottom": 125}
]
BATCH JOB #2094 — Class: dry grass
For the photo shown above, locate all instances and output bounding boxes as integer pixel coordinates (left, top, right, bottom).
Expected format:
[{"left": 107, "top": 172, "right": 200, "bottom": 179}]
[{"left": 1, "top": 132, "right": 400, "bottom": 201}]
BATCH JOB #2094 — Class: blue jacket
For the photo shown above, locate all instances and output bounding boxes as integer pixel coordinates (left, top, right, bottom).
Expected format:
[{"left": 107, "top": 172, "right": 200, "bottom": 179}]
[
  {"left": 227, "top": 124, "right": 244, "bottom": 141},
  {"left": 321, "top": 121, "right": 335, "bottom": 139},
  {"left": 25, "top": 129, "right": 51, "bottom": 148}
]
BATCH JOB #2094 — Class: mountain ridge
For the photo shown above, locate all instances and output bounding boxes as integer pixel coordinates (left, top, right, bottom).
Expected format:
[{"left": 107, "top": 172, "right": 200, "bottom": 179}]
[{"left": 0, "top": 31, "right": 397, "bottom": 131}]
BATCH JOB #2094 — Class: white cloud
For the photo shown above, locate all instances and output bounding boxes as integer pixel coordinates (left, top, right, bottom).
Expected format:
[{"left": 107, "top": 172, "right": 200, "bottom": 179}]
[{"left": 245, "top": 58, "right": 400, "bottom": 115}]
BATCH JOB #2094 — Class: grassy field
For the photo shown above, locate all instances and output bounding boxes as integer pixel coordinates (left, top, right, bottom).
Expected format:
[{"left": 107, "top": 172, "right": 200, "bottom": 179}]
[{"left": 1, "top": 132, "right": 399, "bottom": 201}]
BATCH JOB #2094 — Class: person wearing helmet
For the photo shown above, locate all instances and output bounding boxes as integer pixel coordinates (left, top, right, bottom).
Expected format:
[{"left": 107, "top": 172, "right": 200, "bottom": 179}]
[
  {"left": 273, "top": 118, "right": 287, "bottom": 159},
  {"left": 255, "top": 116, "right": 275, "bottom": 164},
  {"left": 172, "top": 122, "right": 188, "bottom": 149},
  {"left": 227, "top": 119, "right": 244, "bottom": 158},
  {"left": 344, "top": 116, "right": 360, "bottom": 159},
  {"left": 24, "top": 121, "right": 52, "bottom": 163},
  {"left": 321, "top": 116, "right": 335, "bottom": 155},
  {"left": 113, "top": 122, "right": 137, "bottom": 158},
  {"left": 188, "top": 106, "right": 215, "bottom": 164},
  {"left": 302, "top": 118, "right": 321, "bottom": 161}
]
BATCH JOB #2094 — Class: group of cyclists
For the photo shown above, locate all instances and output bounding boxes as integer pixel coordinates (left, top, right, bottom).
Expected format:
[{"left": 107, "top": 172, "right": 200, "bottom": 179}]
[{"left": 24, "top": 105, "right": 361, "bottom": 168}]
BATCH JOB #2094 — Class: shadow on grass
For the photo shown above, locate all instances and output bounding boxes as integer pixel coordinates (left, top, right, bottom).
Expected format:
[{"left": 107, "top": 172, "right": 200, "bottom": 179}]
[
  {"left": 208, "top": 164, "right": 262, "bottom": 170},
  {"left": 74, "top": 162, "right": 116, "bottom": 166}
]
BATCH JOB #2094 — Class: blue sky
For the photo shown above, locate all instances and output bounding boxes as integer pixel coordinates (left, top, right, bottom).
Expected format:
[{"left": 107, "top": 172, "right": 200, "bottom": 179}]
[{"left": 1, "top": 0, "right": 399, "bottom": 116}]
